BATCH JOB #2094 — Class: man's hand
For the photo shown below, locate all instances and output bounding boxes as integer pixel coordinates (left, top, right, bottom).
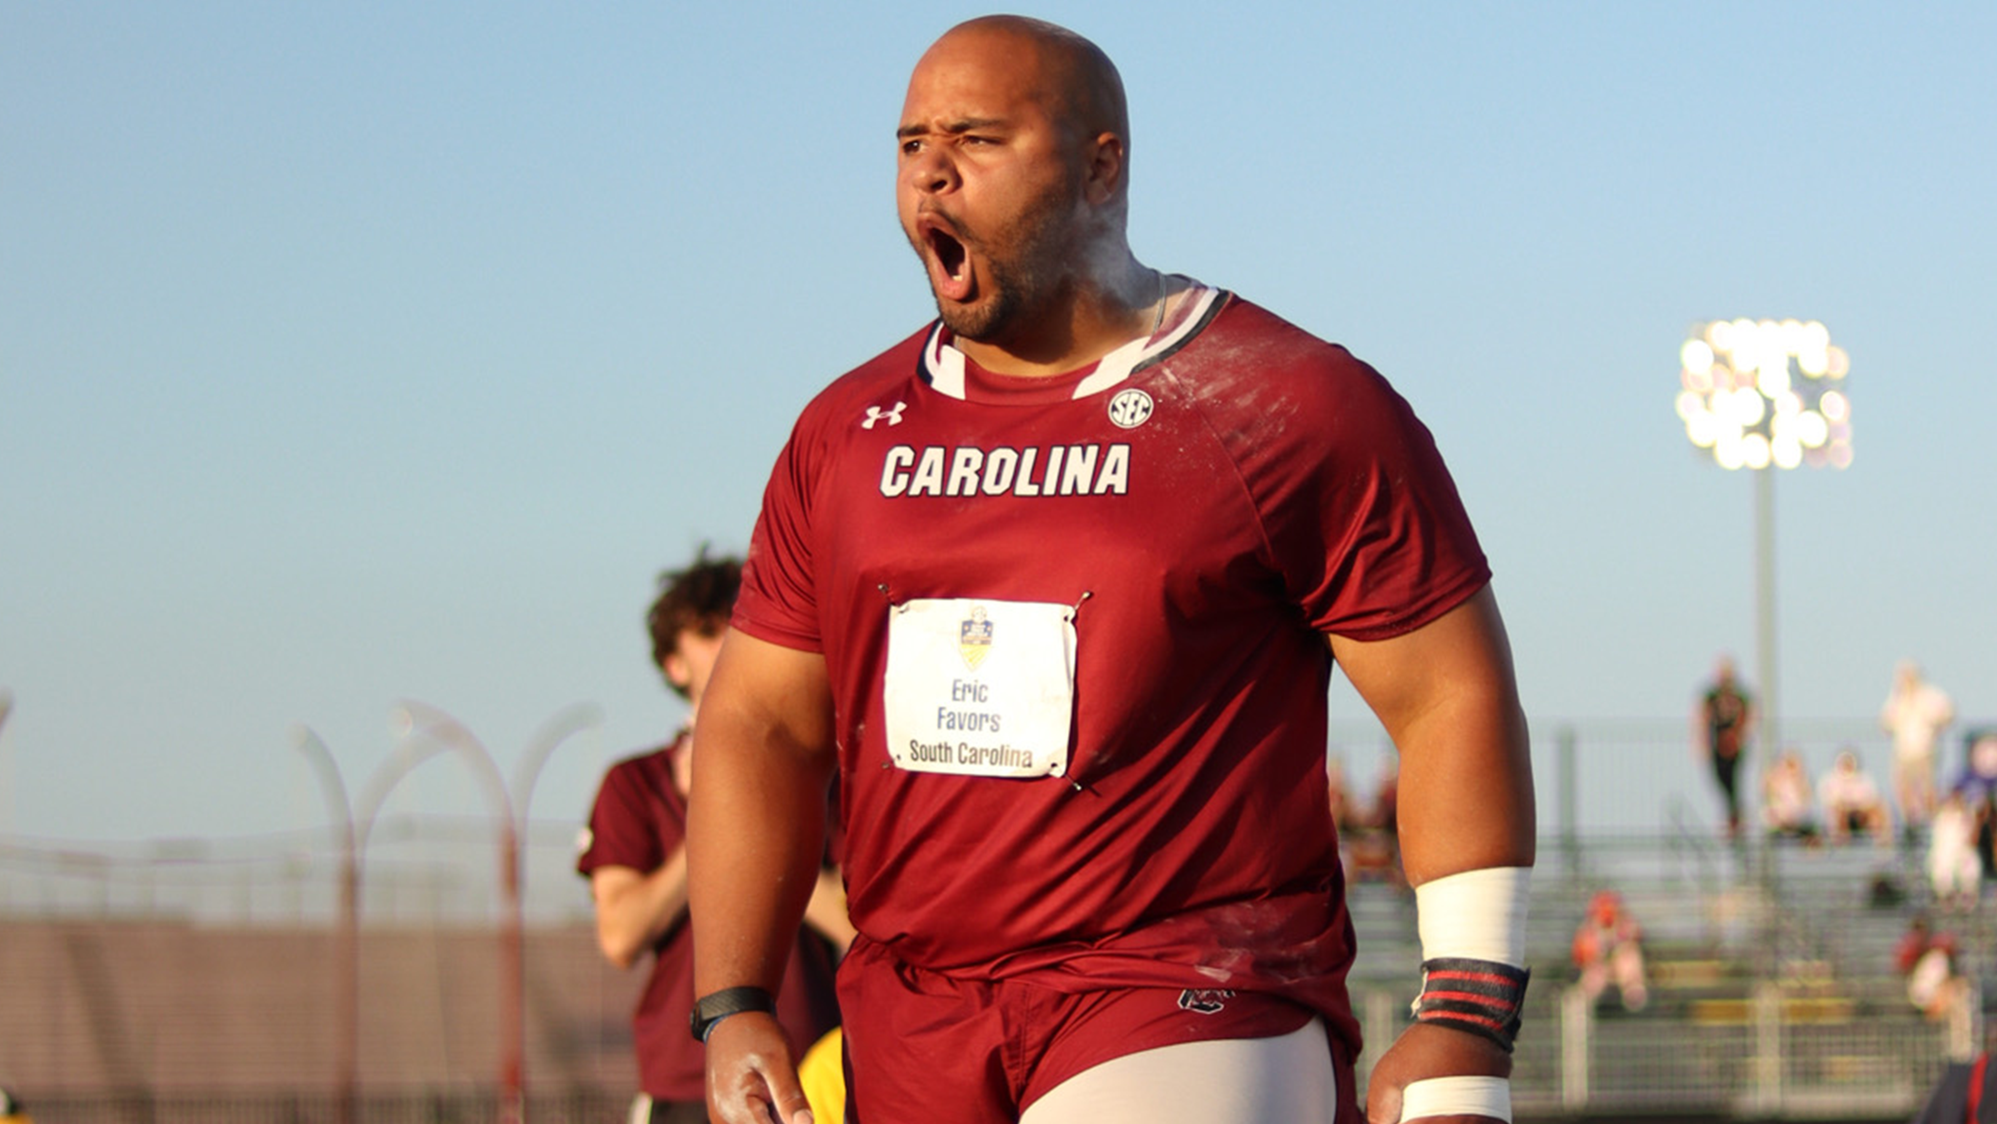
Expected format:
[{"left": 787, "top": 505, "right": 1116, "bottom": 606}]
[
  {"left": 1363, "top": 1023, "right": 1511, "bottom": 1124},
  {"left": 705, "top": 1012, "right": 814, "bottom": 1124}
]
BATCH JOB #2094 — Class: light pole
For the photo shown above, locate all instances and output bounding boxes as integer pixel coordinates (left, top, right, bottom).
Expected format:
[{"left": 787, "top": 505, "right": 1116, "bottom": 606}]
[
  {"left": 292, "top": 725, "right": 466, "bottom": 1124},
  {"left": 1675, "top": 319, "right": 1852, "bottom": 778},
  {"left": 390, "top": 700, "right": 601, "bottom": 1124}
]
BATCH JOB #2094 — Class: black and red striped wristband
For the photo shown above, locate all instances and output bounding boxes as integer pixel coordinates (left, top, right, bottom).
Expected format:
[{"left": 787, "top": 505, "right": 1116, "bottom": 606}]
[{"left": 1410, "top": 957, "right": 1531, "bottom": 1053}]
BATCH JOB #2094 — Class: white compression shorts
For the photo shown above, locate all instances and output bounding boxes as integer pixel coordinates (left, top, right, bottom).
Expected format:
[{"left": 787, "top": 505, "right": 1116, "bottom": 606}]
[{"left": 1018, "top": 1018, "right": 1337, "bottom": 1124}]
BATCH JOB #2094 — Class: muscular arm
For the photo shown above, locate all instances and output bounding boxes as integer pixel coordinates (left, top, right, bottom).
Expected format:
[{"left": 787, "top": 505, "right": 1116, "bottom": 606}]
[
  {"left": 688, "top": 627, "right": 839, "bottom": 1124},
  {"left": 1333, "top": 585, "right": 1533, "bottom": 883},
  {"left": 588, "top": 852, "right": 689, "bottom": 969},
  {"left": 1329, "top": 585, "right": 1535, "bottom": 1123}
]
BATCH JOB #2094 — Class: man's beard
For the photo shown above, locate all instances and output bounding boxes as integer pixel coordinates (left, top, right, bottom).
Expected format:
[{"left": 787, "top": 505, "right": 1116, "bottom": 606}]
[
  {"left": 937, "top": 244, "right": 1044, "bottom": 342},
  {"left": 918, "top": 186, "right": 1075, "bottom": 344}
]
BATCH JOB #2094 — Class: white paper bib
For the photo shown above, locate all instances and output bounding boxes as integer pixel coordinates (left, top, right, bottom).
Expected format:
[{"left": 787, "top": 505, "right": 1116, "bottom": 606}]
[{"left": 884, "top": 598, "right": 1076, "bottom": 778}]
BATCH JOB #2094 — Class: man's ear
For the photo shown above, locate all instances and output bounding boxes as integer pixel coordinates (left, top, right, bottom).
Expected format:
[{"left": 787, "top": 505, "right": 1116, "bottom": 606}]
[
  {"left": 1083, "top": 131, "right": 1126, "bottom": 206},
  {"left": 663, "top": 654, "right": 692, "bottom": 692}
]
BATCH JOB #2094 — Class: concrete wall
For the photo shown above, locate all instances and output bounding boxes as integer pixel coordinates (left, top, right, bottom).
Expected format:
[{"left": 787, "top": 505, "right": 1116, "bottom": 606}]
[{"left": 0, "top": 918, "right": 643, "bottom": 1098}]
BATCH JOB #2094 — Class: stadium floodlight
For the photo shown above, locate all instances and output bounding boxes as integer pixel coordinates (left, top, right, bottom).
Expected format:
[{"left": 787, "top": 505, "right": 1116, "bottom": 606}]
[
  {"left": 1677, "top": 319, "right": 1852, "bottom": 472},
  {"left": 1676, "top": 320, "right": 1851, "bottom": 793}
]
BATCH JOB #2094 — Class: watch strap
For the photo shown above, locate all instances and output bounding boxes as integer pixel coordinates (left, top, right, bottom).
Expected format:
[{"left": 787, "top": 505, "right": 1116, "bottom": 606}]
[{"left": 689, "top": 985, "right": 776, "bottom": 1042}]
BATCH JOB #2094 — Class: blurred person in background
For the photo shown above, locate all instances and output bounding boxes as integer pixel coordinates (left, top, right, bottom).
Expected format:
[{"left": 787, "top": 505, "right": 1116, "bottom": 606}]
[
  {"left": 1881, "top": 659, "right": 1955, "bottom": 833},
  {"left": 1345, "top": 756, "right": 1405, "bottom": 888},
  {"left": 1894, "top": 913, "right": 1970, "bottom": 1023},
  {"left": 1760, "top": 747, "right": 1819, "bottom": 845},
  {"left": 1571, "top": 890, "right": 1648, "bottom": 1012},
  {"left": 1819, "top": 748, "right": 1894, "bottom": 847},
  {"left": 577, "top": 549, "right": 850, "bottom": 1124},
  {"left": 1325, "top": 753, "right": 1354, "bottom": 833},
  {"left": 1928, "top": 790, "right": 1981, "bottom": 909},
  {"left": 1696, "top": 655, "right": 1755, "bottom": 840},
  {"left": 1980, "top": 791, "right": 1997, "bottom": 889},
  {"left": 1950, "top": 730, "right": 1997, "bottom": 805},
  {"left": 1959, "top": 732, "right": 1997, "bottom": 886},
  {"left": 1911, "top": 1027, "right": 1997, "bottom": 1124}
]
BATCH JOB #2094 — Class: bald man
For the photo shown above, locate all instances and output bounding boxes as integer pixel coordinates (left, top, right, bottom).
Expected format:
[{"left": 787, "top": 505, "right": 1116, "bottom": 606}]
[{"left": 687, "top": 16, "right": 1535, "bottom": 1124}]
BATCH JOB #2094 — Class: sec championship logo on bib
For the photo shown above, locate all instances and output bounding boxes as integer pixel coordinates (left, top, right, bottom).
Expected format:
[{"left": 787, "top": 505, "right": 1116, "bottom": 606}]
[{"left": 959, "top": 606, "right": 994, "bottom": 670}]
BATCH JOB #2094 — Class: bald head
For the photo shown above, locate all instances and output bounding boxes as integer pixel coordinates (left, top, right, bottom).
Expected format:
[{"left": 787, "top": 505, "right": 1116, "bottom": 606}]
[{"left": 920, "top": 16, "right": 1129, "bottom": 188}]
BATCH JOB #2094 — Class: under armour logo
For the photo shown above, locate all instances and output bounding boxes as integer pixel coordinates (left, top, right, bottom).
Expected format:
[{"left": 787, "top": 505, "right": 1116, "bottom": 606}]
[{"left": 863, "top": 403, "right": 907, "bottom": 429}]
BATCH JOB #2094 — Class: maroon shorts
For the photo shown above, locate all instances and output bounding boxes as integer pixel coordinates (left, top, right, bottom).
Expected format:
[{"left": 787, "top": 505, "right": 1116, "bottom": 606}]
[{"left": 837, "top": 937, "right": 1315, "bottom": 1124}]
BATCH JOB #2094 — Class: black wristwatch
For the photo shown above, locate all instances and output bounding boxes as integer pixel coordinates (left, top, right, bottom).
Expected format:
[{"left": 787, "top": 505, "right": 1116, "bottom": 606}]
[{"left": 689, "top": 985, "right": 777, "bottom": 1042}]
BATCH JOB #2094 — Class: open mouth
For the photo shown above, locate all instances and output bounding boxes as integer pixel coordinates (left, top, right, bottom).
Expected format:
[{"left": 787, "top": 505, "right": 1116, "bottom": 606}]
[
  {"left": 920, "top": 218, "right": 974, "bottom": 302},
  {"left": 928, "top": 226, "right": 966, "bottom": 279}
]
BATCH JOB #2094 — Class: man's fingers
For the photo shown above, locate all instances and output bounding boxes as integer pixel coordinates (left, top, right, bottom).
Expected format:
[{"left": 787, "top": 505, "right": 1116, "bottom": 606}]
[
  {"left": 706, "top": 1014, "right": 808, "bottom": 1124},
  {"left": 729, "top": 1071, "right": 813, "bottom": 1124},
  {"left": 754, "top": 1057, "right": 813, "bottom": 1124}
]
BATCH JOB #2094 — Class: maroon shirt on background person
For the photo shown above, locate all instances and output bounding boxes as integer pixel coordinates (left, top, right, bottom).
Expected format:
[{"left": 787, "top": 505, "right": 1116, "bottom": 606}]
[{"left": 577, "top": 736, "right": 840, "bottom": 1104}]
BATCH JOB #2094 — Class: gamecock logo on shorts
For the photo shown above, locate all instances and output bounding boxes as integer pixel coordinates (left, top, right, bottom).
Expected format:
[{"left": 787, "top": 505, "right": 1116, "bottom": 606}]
[{"left": 1177, "top": 988, "right": 1236, "bottom": 1015}]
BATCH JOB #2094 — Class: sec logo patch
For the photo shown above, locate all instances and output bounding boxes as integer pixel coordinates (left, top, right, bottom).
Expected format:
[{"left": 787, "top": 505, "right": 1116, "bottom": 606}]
[{"left": 1107, "top": 388, "right": 1153, "bottom": 429}]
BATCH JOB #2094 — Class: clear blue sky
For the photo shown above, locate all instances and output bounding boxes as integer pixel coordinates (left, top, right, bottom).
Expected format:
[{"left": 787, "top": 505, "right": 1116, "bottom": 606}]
[{"left": 4, "top": 2, "right": 1993, "bottom": 843}]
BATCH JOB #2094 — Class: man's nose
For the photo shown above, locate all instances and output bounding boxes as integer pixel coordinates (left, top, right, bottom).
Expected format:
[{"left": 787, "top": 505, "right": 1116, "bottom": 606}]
[{"left": 908, "top": 148, "right": 958, "bottom": 195}]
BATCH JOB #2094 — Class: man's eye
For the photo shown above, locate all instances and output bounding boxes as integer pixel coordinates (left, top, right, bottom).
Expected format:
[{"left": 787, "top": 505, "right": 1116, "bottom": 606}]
[{"left": 900, "top": 139, "right": 923, "bottom": 156}]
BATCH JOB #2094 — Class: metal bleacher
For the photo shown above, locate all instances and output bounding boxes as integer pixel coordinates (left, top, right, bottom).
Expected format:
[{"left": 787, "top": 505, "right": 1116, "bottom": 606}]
[{"left": 1343, "top": 827, "right": 1991, "bottom": 1120}]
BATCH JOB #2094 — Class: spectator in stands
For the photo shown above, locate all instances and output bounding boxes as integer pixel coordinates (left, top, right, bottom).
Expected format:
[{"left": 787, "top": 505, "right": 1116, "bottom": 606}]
[
  {"left": 576, "top": 549, "right": 849, "bottom": 1124},
  {"left": 1882, "top": 659, "right": 1956, "bottom": 830},
  {"left": 1956, "top": 731, "right": 1997, "bottom": 885},
  {"left": 1952, "top": 730, "right": 1997, "bottom": 804},
  {"left": 1818, "top": 748, "right": 1893, "bottom": 847},
  {"left": 1930, "top": 790, "right": 1983, "bottom": 910},
  {"left": 1911, "top": 1029, "right": 1997, "bottom": 1124},
  {"left": 1760, "top": 747, "right": 1819, "bottom": 844},
  {"left": 1979, "top": 789, "right": 1997, "bottom": 887},
  {"left": 1695, "top": 655, "right": 1756, "bottom": 840},
  {"left": 1894, "top": 913, "right": 1970, "bottom": 1022},
  {"left": 1326, "top": 754, "right": 1365, "bottom": 883},
  {"left": 1572, "top": 889, "right": 1649, "bottom": 1012},
  {"left": 1326, "top": 753, "right": 1354, "bottom": 832},
  {"left": 1370, "top": 753, "right": 1400, "bottom": 836},
  {"left": 1344, "top": 756, "right": 1404, "bottom": 887}
]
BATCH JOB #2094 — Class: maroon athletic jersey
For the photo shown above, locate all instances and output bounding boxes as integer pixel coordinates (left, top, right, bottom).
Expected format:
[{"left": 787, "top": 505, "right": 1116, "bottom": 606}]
[
  {"left": 577, "top": 737, "right": 840, "bottom": 1100},
  {"left": 732, "top": 287, "right": 1491, "bottom": 1061}
]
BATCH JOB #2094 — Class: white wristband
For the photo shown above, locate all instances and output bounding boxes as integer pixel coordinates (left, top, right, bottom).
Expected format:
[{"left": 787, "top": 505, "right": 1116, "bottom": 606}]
[
  {"left": 1414, "top": 866, "right": 1530, "bottom": 967},
  {"left": 1399, "top": 1076, "right": 1511, "bottom": 1122}
]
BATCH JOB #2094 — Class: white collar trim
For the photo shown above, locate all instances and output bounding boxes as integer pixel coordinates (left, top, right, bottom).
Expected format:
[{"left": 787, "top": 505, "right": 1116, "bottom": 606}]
[{"left": 920, "top": 282, "right": 1219, "bottom": 401}]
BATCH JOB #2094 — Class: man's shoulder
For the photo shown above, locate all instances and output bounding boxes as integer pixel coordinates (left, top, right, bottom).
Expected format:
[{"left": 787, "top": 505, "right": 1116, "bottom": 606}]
[
  {"left": 1169, "top": 294, "right": 1393, "bottom": 402},
  {"left": 1159, "top": 292, "right": 1420, "bottom": 452}
]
